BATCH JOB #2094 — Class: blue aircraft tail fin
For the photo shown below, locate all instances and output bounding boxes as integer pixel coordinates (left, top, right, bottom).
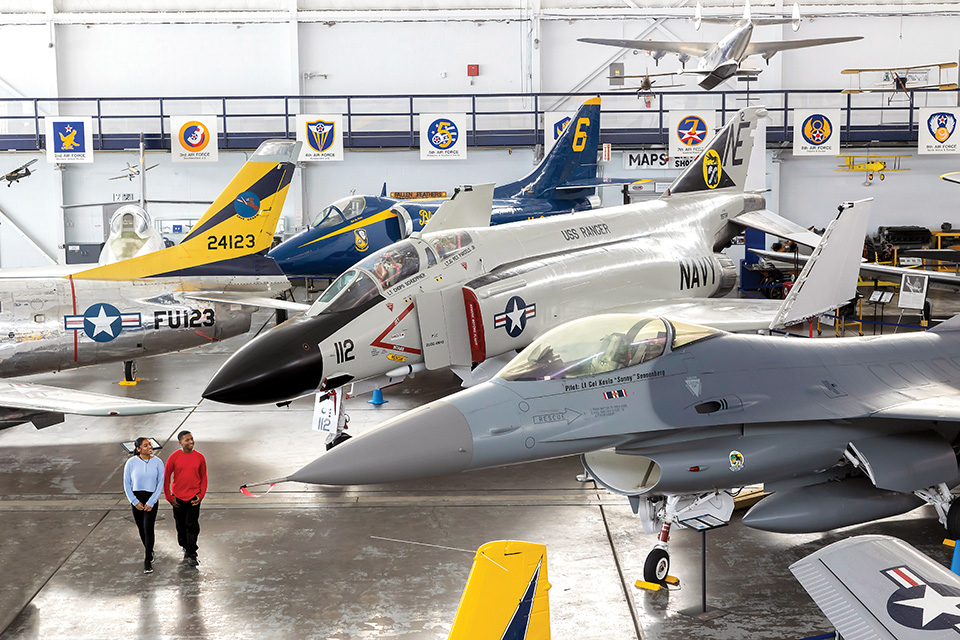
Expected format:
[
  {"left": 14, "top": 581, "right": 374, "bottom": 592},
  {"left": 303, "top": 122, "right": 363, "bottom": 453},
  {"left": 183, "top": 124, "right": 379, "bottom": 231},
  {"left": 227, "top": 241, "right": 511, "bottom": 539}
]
[
  {"left": 380, "top": 182, "right": 387, "bottom": 198},
  {"left": 494, "top": 97, "right": 601, "bottom": 200}
]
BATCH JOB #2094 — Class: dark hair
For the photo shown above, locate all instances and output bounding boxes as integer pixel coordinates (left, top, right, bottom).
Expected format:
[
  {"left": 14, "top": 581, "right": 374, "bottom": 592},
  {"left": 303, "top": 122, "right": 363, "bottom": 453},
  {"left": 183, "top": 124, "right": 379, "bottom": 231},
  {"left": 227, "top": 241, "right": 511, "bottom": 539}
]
[
  {"left": 177, "top": 430, "right": 192, "bottom": 442},
  {"left": 133, "top": 437, "right": 149, "bottom": 455}
]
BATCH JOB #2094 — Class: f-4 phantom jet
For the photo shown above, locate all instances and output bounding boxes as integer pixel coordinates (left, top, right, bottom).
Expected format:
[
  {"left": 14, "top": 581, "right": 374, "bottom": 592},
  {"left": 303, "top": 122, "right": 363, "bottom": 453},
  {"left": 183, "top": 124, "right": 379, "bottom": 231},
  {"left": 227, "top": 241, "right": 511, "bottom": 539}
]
[
  {"left": 0, "top": 140, "right": 301, "bottom": 430},
  {"left": 204, "top": 106, "right": 835, "bottom": 407}
]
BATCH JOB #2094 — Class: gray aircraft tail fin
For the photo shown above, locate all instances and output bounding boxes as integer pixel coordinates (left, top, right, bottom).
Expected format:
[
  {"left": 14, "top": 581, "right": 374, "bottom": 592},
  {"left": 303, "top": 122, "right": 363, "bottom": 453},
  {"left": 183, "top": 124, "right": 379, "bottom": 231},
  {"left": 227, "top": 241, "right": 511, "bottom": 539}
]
[
  {"left": 664, "top": 107, "right": 766, "bottom": 197},
  {"left": 770, "top": 199, "right": 872, "bottom": 330}
]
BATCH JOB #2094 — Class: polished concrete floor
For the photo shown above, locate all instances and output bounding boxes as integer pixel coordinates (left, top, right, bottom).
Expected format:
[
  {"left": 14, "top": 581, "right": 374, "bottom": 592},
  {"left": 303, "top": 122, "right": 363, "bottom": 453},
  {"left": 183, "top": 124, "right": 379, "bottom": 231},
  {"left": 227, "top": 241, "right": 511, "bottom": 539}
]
[{"left": 0, "top": 307, "right": 958, "bottom": 639}]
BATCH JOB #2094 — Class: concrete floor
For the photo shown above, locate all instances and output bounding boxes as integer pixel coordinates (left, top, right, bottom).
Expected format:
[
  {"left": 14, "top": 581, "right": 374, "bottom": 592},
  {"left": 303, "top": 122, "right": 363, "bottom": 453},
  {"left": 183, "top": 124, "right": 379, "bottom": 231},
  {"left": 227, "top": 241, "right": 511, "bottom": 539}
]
[{"left": 0, "top": 306, "right": 958, "bottom": 639}]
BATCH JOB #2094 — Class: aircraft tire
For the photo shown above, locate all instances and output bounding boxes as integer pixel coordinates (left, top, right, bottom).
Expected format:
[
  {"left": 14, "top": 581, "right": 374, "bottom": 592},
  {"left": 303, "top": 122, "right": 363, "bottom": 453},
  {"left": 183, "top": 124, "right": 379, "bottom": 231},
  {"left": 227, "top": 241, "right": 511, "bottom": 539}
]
[
  {"left": 644, "top": 548, "right": 670, "bottom": 584},
  {"left": 123, "top": 360, "right": 137, "bottom": 382},
  {"left": 880, "top": 173, "right": 885, "bottom": 181},
  {"left": 947, "top": 500, "right": 960, "bottom": 539},
  {"left": 868, "top": 173, "right": 874, "bottom": 181}
]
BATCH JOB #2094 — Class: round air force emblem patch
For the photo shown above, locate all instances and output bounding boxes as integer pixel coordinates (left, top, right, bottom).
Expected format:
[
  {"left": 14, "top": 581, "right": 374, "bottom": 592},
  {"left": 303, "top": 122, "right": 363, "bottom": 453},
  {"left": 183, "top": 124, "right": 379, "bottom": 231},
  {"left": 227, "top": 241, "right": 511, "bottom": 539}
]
[
  {"left": 494, "top": 296, "right": 537, "bottom": 338},
  {"left": 801, "top": 114, "right": 833, "bottom": 146},
  {"left": 928, "top": 112, "right": 957, "bottom": 144},
  {"left": 884, "top": 566, "right": 960, "bottom": 631},
  {"left": 729, "top": 450, "right": 744, "bottom": 472}
]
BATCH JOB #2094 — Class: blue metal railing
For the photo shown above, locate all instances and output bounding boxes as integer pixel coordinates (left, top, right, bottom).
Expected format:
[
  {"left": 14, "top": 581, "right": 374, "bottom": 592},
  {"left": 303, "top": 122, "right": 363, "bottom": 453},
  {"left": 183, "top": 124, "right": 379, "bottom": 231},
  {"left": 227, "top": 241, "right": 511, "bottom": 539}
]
[{"left": 0, "top": 88, "right": 953, "bottom": 152}]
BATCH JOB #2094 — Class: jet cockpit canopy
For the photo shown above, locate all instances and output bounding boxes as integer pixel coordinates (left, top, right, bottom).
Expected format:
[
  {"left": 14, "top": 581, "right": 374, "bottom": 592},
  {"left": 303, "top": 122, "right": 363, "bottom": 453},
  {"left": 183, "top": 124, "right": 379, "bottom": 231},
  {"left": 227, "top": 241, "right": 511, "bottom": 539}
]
[
  {"left": 311, "top": 195, "right": 367, "bottom": 229},
  {"left": 497, "top": 315, "right": 721, "bottom": 382}
]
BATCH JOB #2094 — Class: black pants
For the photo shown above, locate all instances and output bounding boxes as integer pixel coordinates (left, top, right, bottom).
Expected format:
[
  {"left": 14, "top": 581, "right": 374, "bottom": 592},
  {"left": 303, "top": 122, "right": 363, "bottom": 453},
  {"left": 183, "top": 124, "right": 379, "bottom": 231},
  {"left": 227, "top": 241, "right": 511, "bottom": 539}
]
[
  {"left": 172, "top": 496, "right": 202, "bottom": 556},
  {"left": 131, "top": 490, "right": 157, "bottom": 562}
]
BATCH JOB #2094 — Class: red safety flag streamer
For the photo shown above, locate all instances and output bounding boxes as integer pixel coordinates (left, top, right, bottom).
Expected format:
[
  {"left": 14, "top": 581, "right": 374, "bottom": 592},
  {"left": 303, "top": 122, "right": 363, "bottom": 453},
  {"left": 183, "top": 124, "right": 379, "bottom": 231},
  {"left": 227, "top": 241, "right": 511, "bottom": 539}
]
[{"left": 239, "top": 483, "right": 276, "bottom": 498}]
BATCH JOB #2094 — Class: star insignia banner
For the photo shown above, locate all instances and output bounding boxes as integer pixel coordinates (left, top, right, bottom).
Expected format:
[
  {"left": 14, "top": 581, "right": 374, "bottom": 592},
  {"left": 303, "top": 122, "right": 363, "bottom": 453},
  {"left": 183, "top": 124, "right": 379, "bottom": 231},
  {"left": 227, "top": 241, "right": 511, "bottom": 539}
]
[{"left": 669, "top": 111, "right": 715, "bottom": 170}]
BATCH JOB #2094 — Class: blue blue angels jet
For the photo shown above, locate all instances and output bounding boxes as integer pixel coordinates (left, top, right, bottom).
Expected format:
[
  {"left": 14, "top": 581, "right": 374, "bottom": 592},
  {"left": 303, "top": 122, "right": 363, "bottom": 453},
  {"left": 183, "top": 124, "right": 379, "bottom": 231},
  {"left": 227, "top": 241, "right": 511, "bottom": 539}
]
[{"left": 269, "top": 97, "right": 641, "bottom": 278}]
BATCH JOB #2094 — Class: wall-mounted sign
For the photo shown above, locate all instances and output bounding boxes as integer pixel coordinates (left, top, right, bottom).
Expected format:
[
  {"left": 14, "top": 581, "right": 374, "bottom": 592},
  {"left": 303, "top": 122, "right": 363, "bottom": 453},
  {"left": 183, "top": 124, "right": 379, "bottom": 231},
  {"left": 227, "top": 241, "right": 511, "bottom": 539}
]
[
  {"left": 669, "top": 111, "right": 715, "bottom": 170},
  {"left": 45, "top": 116, "right": 94, "bottom": 163},
  {"left": 297, "top": 114, "right": 344, "bottom": 161},
  {"left": 918, "top": 108, "right": 959, "bottom": 155},
  {"left": 170, "top": 115, "right": 218, "bottom": 163},
  {"left": 543, "top": 111, "right": 575, "bottom": 155},
  {"left": 623, "top": 151, "right": 670, "bottom": 170},
  {"left": 390, "top": 191, "right": 447, "bottom": 199},
  {"left": 793, "top": 109, "right": 840, "bottom": 156},
  {"left": 420, "top": 113, "right": 467, "bottom": 160}
]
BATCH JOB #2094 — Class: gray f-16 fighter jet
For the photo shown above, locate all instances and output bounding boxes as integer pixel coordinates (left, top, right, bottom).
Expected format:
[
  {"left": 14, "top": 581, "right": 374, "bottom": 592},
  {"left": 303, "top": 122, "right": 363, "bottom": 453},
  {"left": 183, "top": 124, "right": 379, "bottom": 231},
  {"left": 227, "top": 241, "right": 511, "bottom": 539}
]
[
  {"left": 242, "top": 201, "right": 930, "bottom": 590},
  {"left": 204, "top": 106, "right": 832, "bottom": 406}
]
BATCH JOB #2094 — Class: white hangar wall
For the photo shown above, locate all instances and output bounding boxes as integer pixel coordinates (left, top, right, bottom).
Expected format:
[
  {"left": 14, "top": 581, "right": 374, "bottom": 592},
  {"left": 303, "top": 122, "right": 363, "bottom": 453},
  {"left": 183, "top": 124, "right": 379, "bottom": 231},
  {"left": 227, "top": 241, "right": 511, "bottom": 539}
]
[{"left": 0, "top": 8, "right": 958, "bottom": 266}]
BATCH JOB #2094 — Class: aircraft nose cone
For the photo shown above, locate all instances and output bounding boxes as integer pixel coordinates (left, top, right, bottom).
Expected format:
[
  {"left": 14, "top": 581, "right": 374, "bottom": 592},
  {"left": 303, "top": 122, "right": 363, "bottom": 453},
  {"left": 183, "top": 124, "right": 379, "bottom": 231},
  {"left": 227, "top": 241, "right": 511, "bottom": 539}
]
[
  {"left": 203, "top": 313, "right": 326, "bottom": 405},
  {"left": 289, "top": 401, "right": 474, "bottom": 485}
]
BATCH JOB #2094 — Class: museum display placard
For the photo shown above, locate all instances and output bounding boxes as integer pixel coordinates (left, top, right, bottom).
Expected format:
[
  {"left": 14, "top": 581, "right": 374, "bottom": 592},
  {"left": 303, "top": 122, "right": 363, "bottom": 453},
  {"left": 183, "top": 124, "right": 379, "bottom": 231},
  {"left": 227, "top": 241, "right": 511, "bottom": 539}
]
[
  {"left": 297, "top": 114, "right": 344, "bottom": 162},
  {"left": 919, "top": 107, "right": 959, "bottom": 155},
  {"left": 170, "top": 115, "right": 218, "bottom": 163},
  {"left": 420, "top": 113, "right": 467, "bottom": 160},
  {"left": 669, "top": 110, "right": 715, "bottom": 170},
  {"left": 793, "top": 109, "right": 840, "bottom": 156},
  {"left": 45, "top": 116, "right": 94, "bottom": 163}
]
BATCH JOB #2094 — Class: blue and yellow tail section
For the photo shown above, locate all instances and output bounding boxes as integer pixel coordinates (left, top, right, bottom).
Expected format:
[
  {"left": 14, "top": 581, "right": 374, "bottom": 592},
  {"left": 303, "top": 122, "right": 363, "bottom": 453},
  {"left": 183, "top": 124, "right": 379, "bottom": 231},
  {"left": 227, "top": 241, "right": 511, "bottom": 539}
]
[
  {"left": 448, "top": 540, "right": 550, "bottom": 640},
  {"left": 494, "top": 97, "right": 601, "bottom": 200},
  {"left": 72, "top": 140, "right": 299, "bottom": 280}
]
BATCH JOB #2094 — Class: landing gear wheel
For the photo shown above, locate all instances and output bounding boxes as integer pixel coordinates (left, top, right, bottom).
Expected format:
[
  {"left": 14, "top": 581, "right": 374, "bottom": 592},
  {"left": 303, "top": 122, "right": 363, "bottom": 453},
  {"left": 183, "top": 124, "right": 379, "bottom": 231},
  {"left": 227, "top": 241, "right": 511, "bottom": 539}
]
[
  {"left": 868, "top": 173, "right": 874, "bottom": 181},
  {"left": 643, "top": 548, "right": 670, "bottom": 584},
  {"left": 947, "top": 500, "right": 960, "bottom": 539},
  {"left": 123, "top": 360, "right": 137, "bottom": 382},
  {"left": 879, "top": 173, "right": 885, "bottom": 181}
]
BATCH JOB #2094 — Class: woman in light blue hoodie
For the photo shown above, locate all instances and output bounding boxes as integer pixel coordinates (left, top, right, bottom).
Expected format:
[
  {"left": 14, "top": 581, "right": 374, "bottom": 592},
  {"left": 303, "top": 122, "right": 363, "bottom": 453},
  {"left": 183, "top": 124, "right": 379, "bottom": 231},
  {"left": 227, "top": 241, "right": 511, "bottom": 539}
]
[{"left": 123, "top": 437, "right": 164, "bottom": 574}]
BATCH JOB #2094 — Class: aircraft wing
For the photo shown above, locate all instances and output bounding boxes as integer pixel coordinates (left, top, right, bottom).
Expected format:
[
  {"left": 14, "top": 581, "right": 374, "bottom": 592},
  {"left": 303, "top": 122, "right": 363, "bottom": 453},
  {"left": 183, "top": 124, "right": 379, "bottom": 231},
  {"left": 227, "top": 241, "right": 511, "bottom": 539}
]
[
  {"left": 943, "top": 172, "right": 960, "bottom": 185},
  {"left": 183, "top": 292, "right": 310, "bottom": 312},
  {"left": 612, "top": 298, "right": 784, "bottom": 332},
  {"left": 790, "top": 534, "right": 960, "bottom": 640},
  {"left": 555, "top": 177, "right": 650, "bottom": 190},
  {"left": 733, "top": 209, "right": 824, "bottom": 247},
  {"left": 745, "top": 36, "right": 862, "bottom": 58},
  {"left": 0, "top": 380, "right": 189, "bottom": 428},
  {"left": 871, "top": 394, "right": 960, "bottom": 421},
  {"left": 577, "top": 38, "right": 712, "bottom": 58},
  {"left": 842, "top": 62, "right": 958, "bottom": 74}
]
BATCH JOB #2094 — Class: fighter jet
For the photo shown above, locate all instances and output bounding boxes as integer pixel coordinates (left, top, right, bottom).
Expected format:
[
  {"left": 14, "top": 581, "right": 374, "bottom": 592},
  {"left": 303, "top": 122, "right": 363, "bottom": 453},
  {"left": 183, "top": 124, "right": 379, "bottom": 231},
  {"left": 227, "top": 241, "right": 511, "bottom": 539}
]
[
  {"left": 204, "top": 106, "right": 830, "bottom": 407},
  {"left": 3, "top": 159, "right": 37, "bottom": 186},
  {"left": 240, "top": 198, "right": 889, "bottom": 585},
  {"left": 269, "top": 97, "right": 640, "bottom": 279},
  {"left": 0, "top": 140, "right": 302, "bottom": 430},
  {"left": 579, "top": 0, "right": 862, "bottom": 90}
]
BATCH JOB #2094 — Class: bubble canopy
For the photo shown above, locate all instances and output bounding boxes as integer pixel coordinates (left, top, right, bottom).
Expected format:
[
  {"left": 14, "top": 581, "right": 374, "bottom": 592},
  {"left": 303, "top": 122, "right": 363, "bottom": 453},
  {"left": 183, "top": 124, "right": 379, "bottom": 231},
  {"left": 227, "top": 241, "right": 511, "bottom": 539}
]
[{"left": 497, "top": 315, "right": 721, "bottom": 382}]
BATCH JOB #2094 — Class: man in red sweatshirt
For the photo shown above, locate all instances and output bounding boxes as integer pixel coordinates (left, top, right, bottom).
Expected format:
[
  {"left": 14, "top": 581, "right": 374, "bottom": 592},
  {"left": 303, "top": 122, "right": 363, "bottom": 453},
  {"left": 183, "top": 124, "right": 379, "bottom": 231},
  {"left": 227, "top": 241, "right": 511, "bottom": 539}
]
[{"left": 164, "top": 430, "right": 207, "bottom": 566}]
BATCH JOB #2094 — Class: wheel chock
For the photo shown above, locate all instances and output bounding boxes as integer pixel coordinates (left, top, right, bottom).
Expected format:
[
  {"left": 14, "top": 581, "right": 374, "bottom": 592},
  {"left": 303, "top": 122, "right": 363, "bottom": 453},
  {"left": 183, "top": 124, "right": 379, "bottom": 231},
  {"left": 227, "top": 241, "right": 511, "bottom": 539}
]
[
  {"left": 635, "top": 580, "right": 662, "bottom": 591},
  {"left": 944, "top": 539, "right": 956, "bottom": 548},
  {"left": 664, "top": 575, "right": 680, "bottom": 585},
  {"left": 119, "top": 378, "right": 140, "bottom": 386}
]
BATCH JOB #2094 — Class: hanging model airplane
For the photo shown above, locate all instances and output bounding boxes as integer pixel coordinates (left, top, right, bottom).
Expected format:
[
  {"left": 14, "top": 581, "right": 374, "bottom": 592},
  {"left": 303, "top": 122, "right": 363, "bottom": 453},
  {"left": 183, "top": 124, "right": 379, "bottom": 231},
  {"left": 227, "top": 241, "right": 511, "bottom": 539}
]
[
  {"left": 0, "top": 140, "right": 303, "bottom": 430},
  {"left": 579, "top": 0, "right": 862, "bottom": 90},
  {"left": 3, "top": 159, "right": 37, "bottom": 187},
  {"left": 264, "top": 210, "right": 960, "bottom": 589},
  {"left": 841, "top": 62, "right": 959, "bottom": 104},
  {"left": 109, "top": 161, "right": 160, "bottom": 181},
  {"left": 609, "top": 69, "right": 684, "bottom": 105},
  {"left": 203, "top": 107, "right": 853, "bottom": 414},
  {"left": 837, "top": 154, "right": 910, "bottom": 182},
  {"left": 268, "top": 97, "right": 643, "bottom": 279}
]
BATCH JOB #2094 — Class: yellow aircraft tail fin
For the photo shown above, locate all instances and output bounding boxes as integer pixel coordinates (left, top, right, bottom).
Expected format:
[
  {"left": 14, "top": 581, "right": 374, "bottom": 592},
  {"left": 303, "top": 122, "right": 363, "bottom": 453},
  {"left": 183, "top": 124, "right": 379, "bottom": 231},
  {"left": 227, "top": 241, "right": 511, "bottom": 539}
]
[
  {"left": 448, "top": 541, "right": 550, "bottom": 640},
  {"left": 72, "top": 140, "right": 300, "bottom": 280}
]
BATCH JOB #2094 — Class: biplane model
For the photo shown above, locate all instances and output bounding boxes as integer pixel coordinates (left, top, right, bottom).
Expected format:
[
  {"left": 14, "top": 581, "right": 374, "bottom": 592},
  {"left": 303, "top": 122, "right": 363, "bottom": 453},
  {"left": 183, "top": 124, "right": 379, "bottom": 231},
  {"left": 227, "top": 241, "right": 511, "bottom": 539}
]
[
  {"left": 841, "top": 62, "right": 958, "bottom": 104},
  {"left": 609, "top": 69, "right": 684, "bottom": 105},
  {"left": 836, "top": 154, "right": 910, "bottom": 182},
  {"left": 3, "top": 158, "right": 37, "bottom": 186},
  {"left": 109, "top": 161, "right": 159, "bottom": 181}
]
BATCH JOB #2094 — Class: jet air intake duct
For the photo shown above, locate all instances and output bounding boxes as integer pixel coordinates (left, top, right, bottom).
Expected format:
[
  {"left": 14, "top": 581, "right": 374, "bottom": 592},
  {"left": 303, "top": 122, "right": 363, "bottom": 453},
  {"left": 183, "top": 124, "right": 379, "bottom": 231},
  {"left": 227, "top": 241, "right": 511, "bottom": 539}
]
[{"left": 742, "top": 477, "right": 924, "bottom": 534}]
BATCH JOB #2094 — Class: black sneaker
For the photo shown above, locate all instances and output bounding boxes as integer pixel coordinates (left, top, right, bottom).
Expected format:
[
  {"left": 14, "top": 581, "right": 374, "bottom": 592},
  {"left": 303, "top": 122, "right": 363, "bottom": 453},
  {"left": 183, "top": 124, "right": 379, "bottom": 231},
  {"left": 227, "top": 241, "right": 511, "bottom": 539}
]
[
  {"left": 186, "top": 556, "right": 198, "bottom": 567},
  {"left": 143, "top": 561, "right": 153, "bottom": 574}
]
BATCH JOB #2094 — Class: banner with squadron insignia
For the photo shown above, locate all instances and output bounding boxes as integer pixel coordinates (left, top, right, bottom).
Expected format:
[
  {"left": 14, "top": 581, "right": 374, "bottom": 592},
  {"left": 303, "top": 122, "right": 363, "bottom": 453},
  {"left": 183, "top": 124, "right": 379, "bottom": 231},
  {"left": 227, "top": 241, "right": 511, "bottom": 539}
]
[
  {"left": 669, "top": 110, "right": 715, "bottom": 170},
  {"left": 543, "top": 111, "right": 575, "bottom": 155},
  {"left": 918, "top": 107, "right": 959, "bottom": 155},
  {"left": 420, "top": 113, "right": 467, "bottom": 160},
  {"left": 793, "top": 109, "right": 840, "bottom": 156},
  {"left": 45, "top": 116, "right": 94, "bottom": 163},
  {"left": 296, "top": 114, "right": 344, "bottom": 162}
]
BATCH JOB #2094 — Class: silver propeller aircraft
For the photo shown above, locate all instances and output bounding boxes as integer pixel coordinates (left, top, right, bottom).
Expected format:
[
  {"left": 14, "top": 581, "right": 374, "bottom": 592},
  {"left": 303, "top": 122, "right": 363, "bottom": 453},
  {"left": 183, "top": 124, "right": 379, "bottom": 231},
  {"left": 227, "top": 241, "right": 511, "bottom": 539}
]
[
  {"left": 579, "top": 0, "right": 862, "bottom": 90},
  {"left": 204, "top": 106, "right": 835, "bottom": 407},
  {"left": 239, "top": 198, "right": 891, "bottom": 587},
  {"left": 0, "top": 139, "right": 301, "bottom": 430}
]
